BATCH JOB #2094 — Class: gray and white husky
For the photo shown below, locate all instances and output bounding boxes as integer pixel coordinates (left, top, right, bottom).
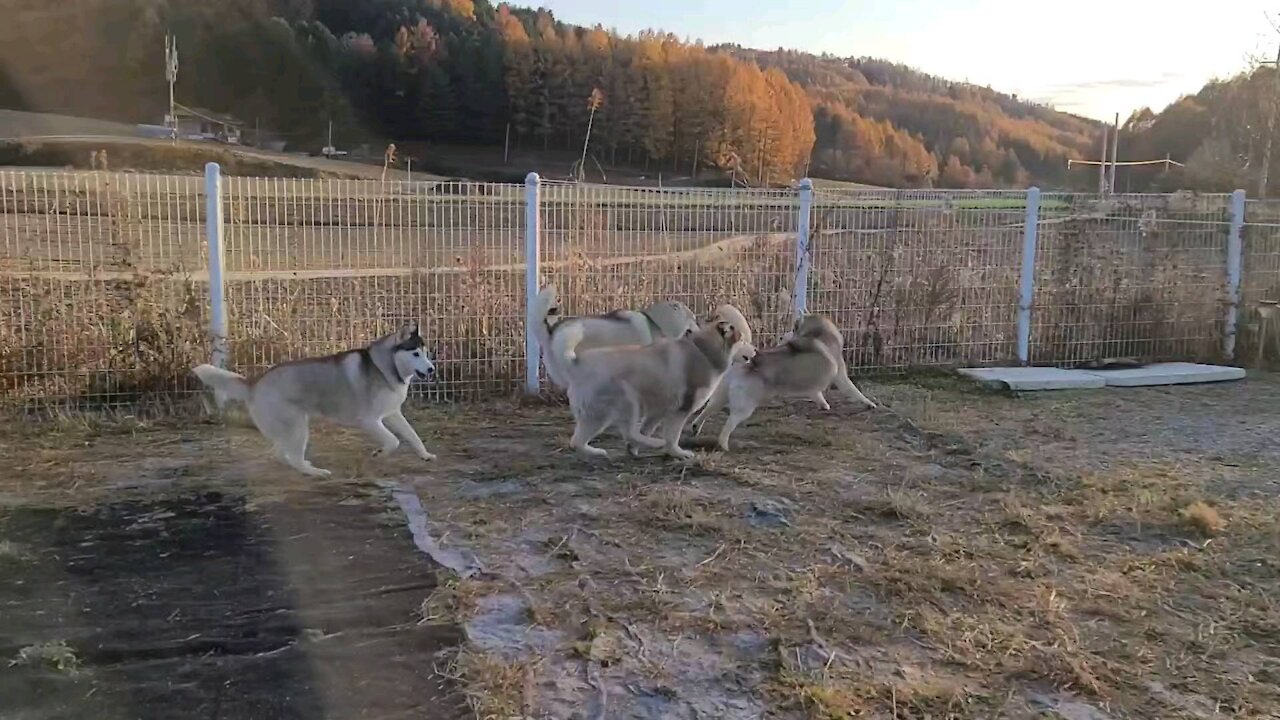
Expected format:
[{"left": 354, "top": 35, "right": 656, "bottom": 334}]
[
  {"left": 192, "top": 321, "right": 438, "bottom": 477},
  {"left": 532, "top": 284, "right": 701, "bottom": 390}
]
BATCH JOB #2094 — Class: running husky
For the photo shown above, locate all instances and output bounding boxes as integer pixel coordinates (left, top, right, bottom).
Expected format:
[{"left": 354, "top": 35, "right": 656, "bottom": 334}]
[
  {"left": 557, "top": 311, "right": 748, "bottom": 461},
  {"left": 692, "top": 314, "right": 877, "bottom": 451},
  {"left": 532, "top": 284, "right": 700, "bottom": 389},
  {"left": 625, "top": 303, "right": 755, "bottom": 454},
  {"left": 192, "top": 322, "right": 438, "bottom": 477}
]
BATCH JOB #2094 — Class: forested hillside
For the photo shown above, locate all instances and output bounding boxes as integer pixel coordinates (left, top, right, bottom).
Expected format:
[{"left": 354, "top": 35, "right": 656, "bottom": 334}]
[
  {"left": 1118, "top": 66, "right": 1280, "bottom": 194},
  {"left": 2, "top": 0, "right": 1118, "bottom": 188},
  {"left": 729, "top": 49, "right": 1101, "bottom": 188}
]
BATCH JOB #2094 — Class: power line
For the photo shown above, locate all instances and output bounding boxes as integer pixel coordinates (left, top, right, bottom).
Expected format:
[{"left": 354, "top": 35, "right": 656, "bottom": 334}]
[
  {"left": 1070, "top": 116, "right": 1183, "bottom": 194},
  {"left": 1068, "top": 158, "right": 1185, "bottom": 168}
]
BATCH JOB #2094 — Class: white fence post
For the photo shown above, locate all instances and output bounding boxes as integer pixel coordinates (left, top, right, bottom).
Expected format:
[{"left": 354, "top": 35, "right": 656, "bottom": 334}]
[
  {"left": 204, "top": 162, "right": 228, "bottom": 369},
  {"left": 792, "top": 178, "right": 814, "bottom": 321},
  {"left": 1224, "top": 188, "right": 1246, "bottom": 361},
  {"left": 1016, "top": 187, "right": 1042, "bottom": 365},
  {"left": 524, "top": 172, "right": 542, "bottom": 395}
]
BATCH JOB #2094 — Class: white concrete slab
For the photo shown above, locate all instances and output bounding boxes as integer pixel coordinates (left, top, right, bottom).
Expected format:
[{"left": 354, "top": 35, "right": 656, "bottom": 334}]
[
  {"left": 1088, "top": 362, "right": 1246, "bottom": 387},
  {"left": 957, "top": 367, "right": 1107, "bottom": 391}
]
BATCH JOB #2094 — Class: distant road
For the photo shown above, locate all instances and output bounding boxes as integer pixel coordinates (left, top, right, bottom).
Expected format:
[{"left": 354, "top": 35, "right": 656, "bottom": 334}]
[{"left": 0, "top": 109, "right": 445, "bottom": 180}]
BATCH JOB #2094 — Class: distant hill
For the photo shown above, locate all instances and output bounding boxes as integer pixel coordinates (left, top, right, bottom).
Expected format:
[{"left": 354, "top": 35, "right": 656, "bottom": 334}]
[
  {"left": 0, "top": 109, "right": 140, "bottom": 139},
  {"left": 0, "top": 0, "right": 1107, "bottom": 188},
  {"left": 1113, "top": 67, "right": 1279, "bottom": 194},
  {"left": 726, "top": 48, "right": 1100, "bottom": 189}
]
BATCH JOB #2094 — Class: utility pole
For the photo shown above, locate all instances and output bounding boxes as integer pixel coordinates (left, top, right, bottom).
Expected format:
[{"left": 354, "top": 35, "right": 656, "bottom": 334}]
[
  {"left": 1097, "top": 123, "right": 1109, "bottom": 194},
  {"left": 1108, "top": 112, "right": 1120, "bottom": 194},
  {"left": 578, "top": 89, "right": 603, "bottom": 182},
  {"left": 164, "top": 33, "right": 178, "bottom": 143},
  {"left": 1258, "top": 42, "right": 1280, "bottom": 198}
]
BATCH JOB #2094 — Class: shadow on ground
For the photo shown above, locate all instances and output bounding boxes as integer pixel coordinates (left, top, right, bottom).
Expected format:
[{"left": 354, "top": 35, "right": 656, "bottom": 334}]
[{"left": 0, "top": 467, "right": 465, "bottom": 720}]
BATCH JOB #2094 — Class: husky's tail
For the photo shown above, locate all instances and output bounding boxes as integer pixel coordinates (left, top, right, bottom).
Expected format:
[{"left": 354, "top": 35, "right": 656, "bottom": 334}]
[
  {"left": 192, "top": 364, "right": 252, "bottom": 402},
  {"left": 532, "top": 284, "right": 559, "bottom": 348},
  {"left": 556, "top": 323, "right": 587, "bottom": 365},
  {"left": 537, "top": 284, "right": 579, "bottom": 388}
]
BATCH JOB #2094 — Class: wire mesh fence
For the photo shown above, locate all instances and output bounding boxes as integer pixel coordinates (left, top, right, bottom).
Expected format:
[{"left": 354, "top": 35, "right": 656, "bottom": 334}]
[
  {"left": 220, "top": 177, "right": 525, "bottom": 400},
  {"left": 806, "top": 188, "right": 1029, "bottom": 370},
  {"left": 1031, "top": 192, "right": 1234, "bottom": 365},
  {"left": 1240, "top": 199, "right": 1280, "bottom": 365},
  {"left": 0, "top": 171, "right": 208, "bottom": 410},
  {"left": 0, "top": 169, "right": 1266, "bottom": 412},
  {"left": 540, "top": 182, "right": 799, "bottom": 350}
]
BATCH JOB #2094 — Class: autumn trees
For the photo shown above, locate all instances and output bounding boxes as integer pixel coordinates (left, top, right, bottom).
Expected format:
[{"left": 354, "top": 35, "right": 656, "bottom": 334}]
[
  {"left": 734, "top": 47, "right": 1098, "bottom": 189},
  {"left": 486, "top": 19, "right": 815, "bottom": 182},
  {"left": 8, "top": 0, "right": 1122, "bottom": 188}
]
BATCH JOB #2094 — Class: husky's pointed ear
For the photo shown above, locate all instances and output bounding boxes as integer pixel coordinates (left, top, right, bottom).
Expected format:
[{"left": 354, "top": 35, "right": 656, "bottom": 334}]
[{"left": 399, "top": 321, "right": 420, "bottom": 341}]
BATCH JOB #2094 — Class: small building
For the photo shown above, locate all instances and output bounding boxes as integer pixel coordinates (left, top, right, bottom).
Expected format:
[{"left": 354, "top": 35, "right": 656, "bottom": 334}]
[{"left": 170, "top": 105, "right": 243, "bottom": 144}]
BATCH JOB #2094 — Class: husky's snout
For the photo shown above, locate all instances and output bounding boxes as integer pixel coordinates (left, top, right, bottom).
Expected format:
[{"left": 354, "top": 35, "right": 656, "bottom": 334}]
[{"left": 416, "top": 366, "right": 436, "bottom": 381}]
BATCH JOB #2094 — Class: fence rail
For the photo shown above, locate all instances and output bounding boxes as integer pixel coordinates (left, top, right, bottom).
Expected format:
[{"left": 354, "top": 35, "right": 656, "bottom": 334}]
[{"left": 1, "top": 165, "right": 1276, "bottom": 411}]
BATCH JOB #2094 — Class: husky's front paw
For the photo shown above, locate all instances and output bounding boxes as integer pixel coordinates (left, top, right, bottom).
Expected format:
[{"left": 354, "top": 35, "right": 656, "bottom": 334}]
[{"left": 669, "top": 447, "right": 696, "bottom": 461}]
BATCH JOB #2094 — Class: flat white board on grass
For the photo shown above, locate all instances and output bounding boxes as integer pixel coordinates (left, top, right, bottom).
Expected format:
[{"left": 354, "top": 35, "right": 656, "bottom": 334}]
[
  {"left": 1089, "top": 362, "right": 1245, "bottom": 387},
  {"left": 957, "top": 367, "right": 1107, "bottom": 391}
]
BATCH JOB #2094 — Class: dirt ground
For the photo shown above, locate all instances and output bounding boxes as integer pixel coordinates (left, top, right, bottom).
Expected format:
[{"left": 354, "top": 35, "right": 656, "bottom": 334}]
[
  {"left": 0, "top": 421, "right": 467, "bottom": 720},
  {"left": 2, "top": 373, "right": 1279, "bottom": 719}
]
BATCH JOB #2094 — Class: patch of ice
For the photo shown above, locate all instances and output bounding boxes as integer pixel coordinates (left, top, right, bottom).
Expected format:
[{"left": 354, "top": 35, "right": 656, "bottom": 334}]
[
  {"left": 464, "top": 594, "right": 563, "bottom": 657},
  {"left": 391, "top": 484, "right": 483, "bottom": 578}
]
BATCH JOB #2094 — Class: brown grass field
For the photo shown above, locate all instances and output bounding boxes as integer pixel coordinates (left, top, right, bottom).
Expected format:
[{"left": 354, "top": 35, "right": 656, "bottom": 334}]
[{"left": 3, "top": 375, "right": 1278, "bottom": 718}]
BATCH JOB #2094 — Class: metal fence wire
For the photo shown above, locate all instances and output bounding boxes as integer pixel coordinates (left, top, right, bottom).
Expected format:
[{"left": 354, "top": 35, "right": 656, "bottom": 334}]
[{"left": 0, "top": 168, "right": 1263, "bottom": 412}]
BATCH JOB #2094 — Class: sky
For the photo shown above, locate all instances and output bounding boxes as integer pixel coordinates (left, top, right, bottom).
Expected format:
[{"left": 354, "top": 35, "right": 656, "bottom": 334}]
[{"left": 534, "top": 0, "right": 1277, "bottom": 121}]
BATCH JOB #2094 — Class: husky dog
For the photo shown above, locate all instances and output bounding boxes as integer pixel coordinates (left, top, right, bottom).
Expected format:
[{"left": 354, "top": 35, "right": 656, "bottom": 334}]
[
  {"left": 624, "top": 304, "right": 756, "bottom": 455},
  {"left": 703, "top": 303, "right": 755, "bottom": 357},
  {"left": 192, "top": 322, "right": 438, "bottom": 477},
  {"left": 558, "top": 313, "right": 748, "bottom": 461},
  {"left": 532, "top": 284, "right": 700, "bottom": 389},
  {"left": 692, "top": 314, "right": 877, "bottom": 451}
]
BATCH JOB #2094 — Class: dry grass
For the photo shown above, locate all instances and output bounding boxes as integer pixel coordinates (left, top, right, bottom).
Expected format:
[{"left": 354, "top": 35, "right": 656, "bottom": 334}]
[
  {"left": 2, "top": 375, "right": 1279, "bottom": 717},
  {"left": 376, "top": 379, "right": 1280, "bottom": 718},
  {"left": 1181, "top": 500, "right": 1226, "bottom": 537},
  {"left": 0, "top": 138, "right": 335, "bottom": 178},
  {"left": 11, "top": 641, "right": 80, "bottom": 673},
  {"left": 450, "top": 649, "right": 537, "bottom": 720}
]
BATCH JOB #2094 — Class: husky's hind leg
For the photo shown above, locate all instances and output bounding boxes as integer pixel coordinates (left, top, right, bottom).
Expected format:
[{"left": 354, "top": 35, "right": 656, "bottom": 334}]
[
  {"left": 717, "top": 390, "right": 761, "bottom": 452},
  {"left": 691, "top": 379, "right": 730, "bottom": 436},
  {"left": 616, "top": 383, "right": 662, "bottom": 456},
  {"left": 618, "top": 389, "right": 663, "bottom": 456},
  {"left": 808, "top": 390, "right": 831, "bottom": 411},
  {"left": 251, "top": 404, "right": 331, "bottom": 478},
  {"left": 571, "top": 409, "right": 612, "bottom": 459},
  {"left": 833, "top": 373, "right": 877, "bottom": 409},
  {"left": 659, "top": 412, "right": 697, "bottom": 461}
]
